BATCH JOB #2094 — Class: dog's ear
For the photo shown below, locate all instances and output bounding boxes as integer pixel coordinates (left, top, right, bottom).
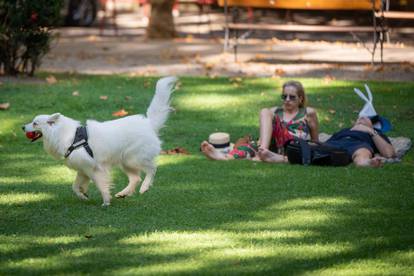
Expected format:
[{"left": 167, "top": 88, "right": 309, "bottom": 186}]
[{"left": 47, "top": 113, "right": 61, "bottom": 125}]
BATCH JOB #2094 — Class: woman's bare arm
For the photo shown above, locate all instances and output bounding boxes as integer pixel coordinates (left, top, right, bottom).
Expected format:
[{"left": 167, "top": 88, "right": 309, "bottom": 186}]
[{"left": 306, "top": 107, "right": 319, "bottom": 143}]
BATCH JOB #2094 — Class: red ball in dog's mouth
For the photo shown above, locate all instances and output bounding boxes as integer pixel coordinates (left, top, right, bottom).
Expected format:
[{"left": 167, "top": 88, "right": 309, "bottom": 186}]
[{"left": 26, "top": 131, "right": 42, "bottom": 141}]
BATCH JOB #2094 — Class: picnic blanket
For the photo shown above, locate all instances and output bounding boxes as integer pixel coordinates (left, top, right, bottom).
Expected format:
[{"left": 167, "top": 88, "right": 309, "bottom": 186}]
[{"left": 319, "top": 133, "right": 412, "bottom": 163}]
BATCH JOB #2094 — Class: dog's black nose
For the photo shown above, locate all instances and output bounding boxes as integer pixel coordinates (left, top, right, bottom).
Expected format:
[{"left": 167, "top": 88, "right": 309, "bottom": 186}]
[{"left": 22, "top": 126, "right": 25, "bottom": 131}]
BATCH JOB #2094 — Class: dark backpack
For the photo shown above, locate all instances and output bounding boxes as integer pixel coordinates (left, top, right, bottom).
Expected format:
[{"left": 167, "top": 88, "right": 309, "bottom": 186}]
[{"left": 286, "top": 138, "right": 351, "bottom": 166}]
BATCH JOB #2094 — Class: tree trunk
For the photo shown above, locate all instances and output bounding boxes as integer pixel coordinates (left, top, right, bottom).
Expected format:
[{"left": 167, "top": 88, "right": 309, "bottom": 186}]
[{"left": 147, "top": 0, "right": 176, "bottom": 39}]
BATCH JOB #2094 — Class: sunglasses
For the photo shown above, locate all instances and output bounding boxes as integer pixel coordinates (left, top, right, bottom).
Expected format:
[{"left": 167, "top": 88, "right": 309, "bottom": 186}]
[{"left": 281, "top": 94, "right": 297, "bottom": 101}]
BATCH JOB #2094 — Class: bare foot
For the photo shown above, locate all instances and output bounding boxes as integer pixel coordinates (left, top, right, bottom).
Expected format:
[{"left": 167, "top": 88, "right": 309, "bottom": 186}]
[
  {"left": 251, "top": 155, "right": 262, "bottom": 162},
  {"left": 200, "top": 141, "right": 231, "bottom": 160},
  {"left": 258, "top": 147, "right": 287, "bottom": 163},
  {"left": 370, "top": 156, "right": 383, "bottom": 168}
]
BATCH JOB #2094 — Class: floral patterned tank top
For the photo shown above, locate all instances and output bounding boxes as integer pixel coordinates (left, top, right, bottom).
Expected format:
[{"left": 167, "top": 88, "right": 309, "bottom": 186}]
[{"left": 271, "top": 107, "right": 310, "bottom": 154}]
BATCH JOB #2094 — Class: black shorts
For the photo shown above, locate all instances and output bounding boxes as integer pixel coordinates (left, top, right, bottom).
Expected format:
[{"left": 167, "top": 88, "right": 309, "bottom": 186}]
[{"left": 325, "top": 137, "right": 373, "bottom": 159}]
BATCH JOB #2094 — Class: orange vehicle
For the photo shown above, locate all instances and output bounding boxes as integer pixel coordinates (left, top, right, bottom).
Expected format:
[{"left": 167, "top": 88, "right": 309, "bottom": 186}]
[{"left": 218, "top": 0, "right": 382, "bottom": 10}]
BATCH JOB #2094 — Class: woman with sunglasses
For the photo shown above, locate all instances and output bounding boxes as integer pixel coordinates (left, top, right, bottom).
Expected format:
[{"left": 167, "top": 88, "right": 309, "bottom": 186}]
[
  {"left": 257, "top": 80, "right": 319, "bottom": 163},
  {"left": 200, "top": 80, "right": 319, "bottom": 162}
]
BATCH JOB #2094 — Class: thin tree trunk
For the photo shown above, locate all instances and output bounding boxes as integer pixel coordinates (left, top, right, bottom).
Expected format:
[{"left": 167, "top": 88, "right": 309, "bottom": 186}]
[{"left": 147, "top": 0, "right": 176, "bottom": 39}]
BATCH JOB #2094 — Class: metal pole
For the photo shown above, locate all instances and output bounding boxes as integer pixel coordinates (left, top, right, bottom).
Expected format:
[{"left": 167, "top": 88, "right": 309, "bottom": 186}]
[
  {"left": 223, "top": 0, "right": 229, "bottom": 53},
  {"left": 371, "top": 0, "right": 377, "bottom": 65}
]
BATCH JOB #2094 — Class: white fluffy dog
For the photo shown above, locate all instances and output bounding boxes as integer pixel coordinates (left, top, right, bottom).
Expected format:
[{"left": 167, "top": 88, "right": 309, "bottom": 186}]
[{"left": 23, "top": 76, "right": 177, "bottom": 206}]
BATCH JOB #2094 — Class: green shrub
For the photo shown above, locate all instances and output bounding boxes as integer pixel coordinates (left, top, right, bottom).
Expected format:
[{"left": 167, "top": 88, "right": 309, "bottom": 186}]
[{"left": 0, "top": 0, "right": 62, "bottom": 76}]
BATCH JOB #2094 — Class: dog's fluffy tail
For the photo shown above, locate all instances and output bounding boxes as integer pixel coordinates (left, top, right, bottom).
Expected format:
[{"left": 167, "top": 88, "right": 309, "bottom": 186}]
[{"left": 146, "top": 76, "right": 178, "bottom": 133}]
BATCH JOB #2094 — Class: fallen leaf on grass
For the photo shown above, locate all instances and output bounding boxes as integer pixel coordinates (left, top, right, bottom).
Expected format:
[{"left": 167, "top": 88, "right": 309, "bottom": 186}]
[
  {"left": 324, "top": 74, "right": 336, "bottom": 83},
  {"left": 99, "top": 95, "right": 108, "bottom": 100},
  {"left": 203, "top": 63, "right": 214, "bottom": 71},
  {"left": 161, "top": 147, "right": 189, "bottom": 155},
  {"left": 112, "top": 109, "right": 128, "bottom": 117},
  {"left": 363, "top": 64, "right": 373, "bottom": 72},
  {"left": 274, "top": 68, "right": 285, "bottom": 76},
  {"left": 0, "top": 102, "right": 10, "bottom": 110},
  {"left": 72, "top": 91, "right": 80, "bottom": 96},
  {"left": 46, "top": 75, "right": 57, "bottom": 84},
  {"left": 329, "top": 109, "right": 336, "bottom": 115}
]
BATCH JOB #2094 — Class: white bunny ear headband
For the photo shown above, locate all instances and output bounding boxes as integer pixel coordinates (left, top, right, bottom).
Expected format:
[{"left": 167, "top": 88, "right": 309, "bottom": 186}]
[{"left": 353, "top": 84, "right": 392, "bottom": 132}]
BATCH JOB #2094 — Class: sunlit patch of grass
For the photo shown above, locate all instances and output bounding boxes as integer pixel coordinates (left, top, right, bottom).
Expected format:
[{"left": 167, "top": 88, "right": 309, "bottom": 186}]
[
  {"left": 276, "top": 197, "right": 353, "bottom": 210},
  {"left": 121, "top": 231, "right": 233, "bottom": 250},
  {"left": 0, "top": 163, "right": 75, "bottom": 186},
  {"left": 0, "top": 176, "right": 31, "bottom": 185},
  {"left": 112, "top": 258, "right": 204, "bottom": 275},
  {"left": 37, "top": 166, "right": 75, "bottom": 183},
  {"left": 156, "top": 155, "right": 197, "bottom": 167},
  {"left": 225, "top": 197, "right": 353, "bottom": 230},
  {"left": 120, "top": 231, "right": 353, "bottom": 257},
  {"left": 0, "top": 117, "right": 23, "bottom": 133},
  {"left": 3, "top": 256, "right": 64, "bottom": 271},
  {"left": 0, "top": 235, "right": 83, "bottom": 255},
  {"left": 313, "top": 251, "right": 414, "bottom": 275},
  {"left": 177, "top": 94, "right": 253, "bottom": 111},
  {"left": 0, "top": 192, "right": 55, "bottom": 205},
  {"left": 117, "top": 230, "right": 354, "bottom": 274},
  {"left": 0, "top": 235, "right": 83, "bottom": 246}
]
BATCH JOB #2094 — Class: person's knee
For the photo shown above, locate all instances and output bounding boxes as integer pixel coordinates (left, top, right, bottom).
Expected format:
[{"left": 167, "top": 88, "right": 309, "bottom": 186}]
[{"left": 354, "top": 157, "right": 370, "bottom": 167}]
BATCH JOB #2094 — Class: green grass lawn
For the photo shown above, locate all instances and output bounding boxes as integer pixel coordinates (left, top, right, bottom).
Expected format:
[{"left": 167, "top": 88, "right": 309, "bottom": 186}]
[{"left": 0, "top": 74, "right": 413, "bottom": 275}]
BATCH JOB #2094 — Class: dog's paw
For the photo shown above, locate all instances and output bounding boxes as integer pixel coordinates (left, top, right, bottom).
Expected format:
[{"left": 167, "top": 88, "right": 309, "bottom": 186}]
[
  {"left": 76, "top": 192, "right": 89, "bottom": 200},
  {"left": 101, "top": 202, "right": 111, "bottom": 207},
  {"left": 139, "top": 186, "right": 149, "bottom": 194},
  {"left": 115, "top": 193, "right": 127, "bottom": 198},
  {"left": 115, "top": 189, "right": 134, "bottom": 198}
]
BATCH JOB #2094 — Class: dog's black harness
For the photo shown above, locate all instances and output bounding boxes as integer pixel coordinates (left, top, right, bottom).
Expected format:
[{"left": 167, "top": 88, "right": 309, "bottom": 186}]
[{"left": 64, "top": 126, "right": 94, "bottom": 158}]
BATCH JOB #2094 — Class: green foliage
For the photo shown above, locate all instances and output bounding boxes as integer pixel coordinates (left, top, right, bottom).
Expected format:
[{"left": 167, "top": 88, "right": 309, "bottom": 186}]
[
  {"left": 0, "top": 75, "right": 413, "bottom": 274},
  {"left": 0, "top": 0, "right": 62, "bottom": 76}
]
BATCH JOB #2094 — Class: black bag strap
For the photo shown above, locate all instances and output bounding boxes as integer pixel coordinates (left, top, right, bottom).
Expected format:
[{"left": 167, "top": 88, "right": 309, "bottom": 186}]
[{"left": 298, "top": 138, "right": 311, "bottom": 165}]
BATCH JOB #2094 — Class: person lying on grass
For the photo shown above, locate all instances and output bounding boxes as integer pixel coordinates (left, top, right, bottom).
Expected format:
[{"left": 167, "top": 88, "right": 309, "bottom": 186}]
[
  {"left": 201, "top": 80, "right": 319, "bottom": 162},
  {"left": 323, "top": 116, "right": 396, "bottom": 167}
]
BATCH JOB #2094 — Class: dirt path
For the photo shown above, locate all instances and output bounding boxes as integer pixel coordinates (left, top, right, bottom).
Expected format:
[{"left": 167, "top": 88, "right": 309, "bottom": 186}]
[
  {"left": 40, "top": 31, "right": 413, "bottom": 82},
  {"left": 36, "top": 9, "right": 414, "bottom": 82}
]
